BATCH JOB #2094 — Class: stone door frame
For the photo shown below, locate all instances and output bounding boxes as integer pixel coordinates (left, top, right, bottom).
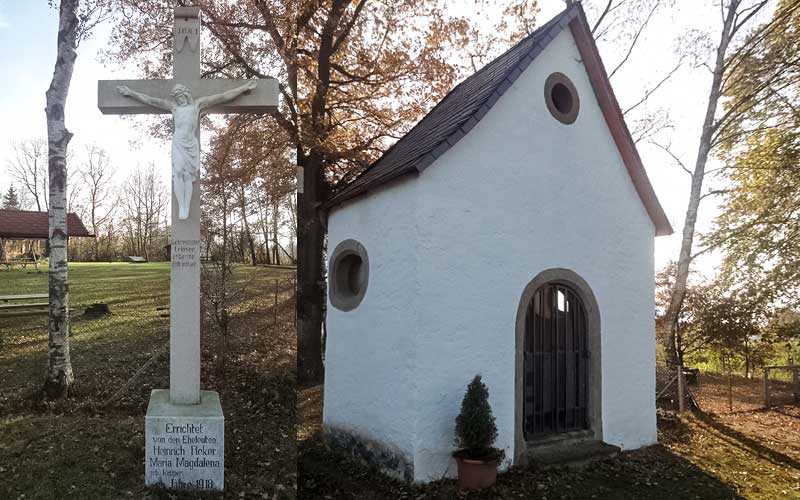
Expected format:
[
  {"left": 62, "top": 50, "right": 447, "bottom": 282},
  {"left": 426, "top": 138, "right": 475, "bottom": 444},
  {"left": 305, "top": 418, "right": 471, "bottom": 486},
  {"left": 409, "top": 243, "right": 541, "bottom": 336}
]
[{"left": 513, "top": 268, "right": 602, "bottom": 464}]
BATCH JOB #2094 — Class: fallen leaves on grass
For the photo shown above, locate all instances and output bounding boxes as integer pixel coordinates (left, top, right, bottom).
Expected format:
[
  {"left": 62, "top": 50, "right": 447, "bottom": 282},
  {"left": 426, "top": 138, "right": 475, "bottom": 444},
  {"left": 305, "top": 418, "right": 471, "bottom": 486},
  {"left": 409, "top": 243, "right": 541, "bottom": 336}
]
[
  {"left": 298, "top": 384, "right": 744, "bottom": 500},
  {"left": 0, "top": 264, "right": 297, "bottom": 500}
]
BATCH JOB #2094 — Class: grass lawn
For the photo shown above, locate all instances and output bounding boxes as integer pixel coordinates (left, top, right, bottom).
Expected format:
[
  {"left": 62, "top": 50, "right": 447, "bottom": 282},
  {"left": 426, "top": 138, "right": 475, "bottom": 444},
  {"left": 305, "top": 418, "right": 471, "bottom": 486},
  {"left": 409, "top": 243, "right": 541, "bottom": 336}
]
[
  {"left": 0, "top": 262, "right": 297, "bottom": 500},
  {"left": 298, "top": 374, "right": 800, "bottom": 499}
]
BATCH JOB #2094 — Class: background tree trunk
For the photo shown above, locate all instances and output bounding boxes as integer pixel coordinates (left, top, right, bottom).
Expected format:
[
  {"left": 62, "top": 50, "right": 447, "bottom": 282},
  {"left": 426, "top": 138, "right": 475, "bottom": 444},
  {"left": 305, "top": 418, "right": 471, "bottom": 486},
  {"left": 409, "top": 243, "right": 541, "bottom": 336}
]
[
  {"left": 660, "top": 1, "right": 739, "bottom": 368},
  {"left": 43, "top": 0, "right": 80, "bottom": 399},
  {"left": 271, "top": 198, "right": 280, "bottom": 265},
  {"left": 297, "top": 151, "right": 326, "bottom": 384},
  {"left": 239, "top": 185, "right": 257, "bottom": 266}
]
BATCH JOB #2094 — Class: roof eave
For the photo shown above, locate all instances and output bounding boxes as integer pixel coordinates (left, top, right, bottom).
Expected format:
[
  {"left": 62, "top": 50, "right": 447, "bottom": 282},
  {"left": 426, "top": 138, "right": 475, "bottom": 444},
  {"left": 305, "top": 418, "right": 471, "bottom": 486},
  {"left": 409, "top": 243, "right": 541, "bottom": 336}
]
[
  {"left": 322, "top": 6, "right": 580, "bottom": 212},
  {"left": 324, "top": 4, "right": 673, "bottom": 237},
  {"left": 568, "top": 10, "right": 673, "bottom": 236}
]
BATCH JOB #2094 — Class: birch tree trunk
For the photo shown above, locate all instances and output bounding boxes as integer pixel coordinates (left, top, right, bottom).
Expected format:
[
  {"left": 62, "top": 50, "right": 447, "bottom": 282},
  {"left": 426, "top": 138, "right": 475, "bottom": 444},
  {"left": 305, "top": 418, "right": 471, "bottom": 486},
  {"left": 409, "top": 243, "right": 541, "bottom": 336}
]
[
  {"left": 661, "top": 0, "right": 757, "bottom": 367},
  {"left": 43, "top": 0, "right": 80, "bottom": 399}
]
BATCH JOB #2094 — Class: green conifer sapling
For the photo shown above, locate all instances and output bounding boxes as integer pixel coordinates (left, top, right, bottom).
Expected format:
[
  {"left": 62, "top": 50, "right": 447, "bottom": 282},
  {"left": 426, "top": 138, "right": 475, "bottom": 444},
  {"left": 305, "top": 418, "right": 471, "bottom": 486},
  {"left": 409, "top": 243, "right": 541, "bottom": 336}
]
[{"left": 454, "top": 374, "right": 503, "bottom": 460}]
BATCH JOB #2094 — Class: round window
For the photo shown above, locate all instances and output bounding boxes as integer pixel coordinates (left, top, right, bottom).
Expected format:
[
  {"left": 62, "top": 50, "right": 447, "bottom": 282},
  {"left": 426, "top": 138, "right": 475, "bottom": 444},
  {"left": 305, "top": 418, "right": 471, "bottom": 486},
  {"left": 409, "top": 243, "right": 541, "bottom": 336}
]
[
  {"left": 544, "top": 72, "right": 579, "bottom": 125},
  {"left": 329, "top": 239, "right": 369, "bottom": 311}
]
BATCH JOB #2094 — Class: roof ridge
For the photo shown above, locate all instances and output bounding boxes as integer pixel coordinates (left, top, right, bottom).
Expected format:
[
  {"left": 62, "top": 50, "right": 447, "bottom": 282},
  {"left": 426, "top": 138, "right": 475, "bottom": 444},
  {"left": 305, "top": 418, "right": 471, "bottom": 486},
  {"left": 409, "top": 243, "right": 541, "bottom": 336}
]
[
  {"left": 331, "top": 4, "right": 579, "bottom": 198},
  {"left": 320, "top": 3, "right": 670, "bottom": 236}
]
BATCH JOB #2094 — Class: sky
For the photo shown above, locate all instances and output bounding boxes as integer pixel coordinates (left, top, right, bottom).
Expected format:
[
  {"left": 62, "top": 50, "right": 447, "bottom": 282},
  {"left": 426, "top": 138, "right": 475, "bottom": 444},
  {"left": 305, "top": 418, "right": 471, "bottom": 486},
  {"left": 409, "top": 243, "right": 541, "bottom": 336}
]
[
  {"left": 0, "top": 0, "right": 171, "bottom": 206},
  {"left": 0, "top": 0, "right": 775, "bottom": 277}
]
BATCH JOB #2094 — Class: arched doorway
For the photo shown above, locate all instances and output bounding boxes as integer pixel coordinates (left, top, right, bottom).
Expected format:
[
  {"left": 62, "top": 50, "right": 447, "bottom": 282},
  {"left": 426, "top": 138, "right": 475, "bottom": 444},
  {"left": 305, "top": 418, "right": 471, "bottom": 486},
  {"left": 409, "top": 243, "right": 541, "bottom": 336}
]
[
  {"left": 514, "top": 269, "right": 602, "bottom": 464},
  {"left": 523, "top": 283, "right": 588, "bottom": 437}
]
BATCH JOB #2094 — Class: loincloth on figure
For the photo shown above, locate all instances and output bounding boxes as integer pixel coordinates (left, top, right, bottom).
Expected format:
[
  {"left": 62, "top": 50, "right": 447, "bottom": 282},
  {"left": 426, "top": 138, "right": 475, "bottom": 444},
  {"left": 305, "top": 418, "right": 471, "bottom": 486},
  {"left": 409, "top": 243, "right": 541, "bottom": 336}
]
[{"left": 172, "top": 134, "right": 200, "bottom": 181}]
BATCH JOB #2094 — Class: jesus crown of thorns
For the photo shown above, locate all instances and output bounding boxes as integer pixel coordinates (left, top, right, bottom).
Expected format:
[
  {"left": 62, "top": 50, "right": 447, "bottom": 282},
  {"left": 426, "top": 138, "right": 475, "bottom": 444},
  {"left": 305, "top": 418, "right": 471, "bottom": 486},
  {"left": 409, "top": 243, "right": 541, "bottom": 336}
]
[{"left": 171, "top": 84, "right": 192, "bottom": 100}]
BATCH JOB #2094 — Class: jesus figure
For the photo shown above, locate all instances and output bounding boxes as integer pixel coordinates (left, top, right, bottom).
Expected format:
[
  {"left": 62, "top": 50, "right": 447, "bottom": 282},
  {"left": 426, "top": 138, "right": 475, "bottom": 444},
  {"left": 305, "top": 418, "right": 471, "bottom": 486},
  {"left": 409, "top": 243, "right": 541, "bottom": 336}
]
[{"left": 116, "top": 81, "right": 257, "bottom": 220}]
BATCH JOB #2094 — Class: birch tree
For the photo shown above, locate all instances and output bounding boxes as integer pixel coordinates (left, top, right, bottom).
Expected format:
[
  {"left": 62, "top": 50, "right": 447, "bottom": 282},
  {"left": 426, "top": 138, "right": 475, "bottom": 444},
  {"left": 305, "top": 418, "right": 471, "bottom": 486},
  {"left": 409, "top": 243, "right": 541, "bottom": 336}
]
[
  {"left": 706, "top": 0, "right": 800, "bottom": 305},
  {"left": 43, "top": 0, "right": 81, "bottom": 399},
  {"left": 659, "top": 0, "right": 796, "bottom": 368},
  {"left": 43, "top": 0, "right": 110, "bottom": 398}
]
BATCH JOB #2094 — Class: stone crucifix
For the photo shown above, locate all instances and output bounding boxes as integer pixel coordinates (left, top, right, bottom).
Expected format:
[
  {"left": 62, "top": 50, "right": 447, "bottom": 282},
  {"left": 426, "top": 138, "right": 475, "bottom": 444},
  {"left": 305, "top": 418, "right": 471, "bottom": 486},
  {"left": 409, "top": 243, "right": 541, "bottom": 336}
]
[
  {"left": 98, "top": 7, "right": 278, "bottom": 406},
  {"left": 116, "top": 81, "right": 257, "bottom": 220}
]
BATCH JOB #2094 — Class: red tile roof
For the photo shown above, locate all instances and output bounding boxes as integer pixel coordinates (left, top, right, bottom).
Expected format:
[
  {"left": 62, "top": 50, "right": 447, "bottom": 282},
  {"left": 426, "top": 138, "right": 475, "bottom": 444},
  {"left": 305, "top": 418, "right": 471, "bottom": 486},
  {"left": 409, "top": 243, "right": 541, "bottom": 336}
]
[{"left": 0, "top": 210, "right": 94, "bottom": 239}]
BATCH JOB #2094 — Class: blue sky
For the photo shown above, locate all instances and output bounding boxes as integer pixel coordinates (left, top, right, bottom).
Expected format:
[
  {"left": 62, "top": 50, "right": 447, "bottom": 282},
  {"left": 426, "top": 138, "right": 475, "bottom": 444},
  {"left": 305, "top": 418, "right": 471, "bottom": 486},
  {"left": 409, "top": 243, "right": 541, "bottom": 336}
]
[
  {"left": 0, "top": 0, "right": 170, "bottom": 203},
  {"left": 0, "top": 2, "right": 60, "bottom": 139}
]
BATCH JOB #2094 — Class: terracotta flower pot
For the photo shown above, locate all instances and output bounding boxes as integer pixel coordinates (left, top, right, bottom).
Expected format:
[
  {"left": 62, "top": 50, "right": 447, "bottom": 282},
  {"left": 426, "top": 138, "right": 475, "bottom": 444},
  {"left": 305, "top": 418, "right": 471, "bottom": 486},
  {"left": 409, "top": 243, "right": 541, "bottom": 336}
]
[{"left": 455, "top": 456, "right": 499, "bottom": 490}]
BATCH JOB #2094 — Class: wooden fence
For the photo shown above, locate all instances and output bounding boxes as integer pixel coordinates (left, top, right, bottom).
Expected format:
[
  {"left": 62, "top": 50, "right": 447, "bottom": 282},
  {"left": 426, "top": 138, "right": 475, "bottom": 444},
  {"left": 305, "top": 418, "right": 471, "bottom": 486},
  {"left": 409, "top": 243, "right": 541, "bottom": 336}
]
[{"left": 763, "top": 365, "right": 799, "bottom": 408}]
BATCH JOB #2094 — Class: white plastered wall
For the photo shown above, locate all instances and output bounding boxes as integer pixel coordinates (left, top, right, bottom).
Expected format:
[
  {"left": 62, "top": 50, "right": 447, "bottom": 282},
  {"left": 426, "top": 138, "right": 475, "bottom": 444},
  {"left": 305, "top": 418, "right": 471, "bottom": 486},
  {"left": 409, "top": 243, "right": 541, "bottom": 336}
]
[
  {"left": 326, "top": 27, "right": 658, "bottom": 483},
  {"left": 323, "top": 176, "right": 421, "bottom": 478}
]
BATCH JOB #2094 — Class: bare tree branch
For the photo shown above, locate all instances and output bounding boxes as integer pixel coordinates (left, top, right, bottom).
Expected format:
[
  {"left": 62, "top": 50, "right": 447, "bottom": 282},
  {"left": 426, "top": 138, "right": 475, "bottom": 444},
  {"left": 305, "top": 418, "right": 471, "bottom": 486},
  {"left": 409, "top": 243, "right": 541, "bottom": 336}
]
[
  {"left": 623, "top": 61, "right": 682, "bottom": 115},
  {"left": 649, "top": 140, "right": 693, "bottom": 176},
  {"left": 591, "top": 0, "right": 615, "bottom": 34},
  {"left": 608, "top": 0, "right": 659, "bottom": 79}
]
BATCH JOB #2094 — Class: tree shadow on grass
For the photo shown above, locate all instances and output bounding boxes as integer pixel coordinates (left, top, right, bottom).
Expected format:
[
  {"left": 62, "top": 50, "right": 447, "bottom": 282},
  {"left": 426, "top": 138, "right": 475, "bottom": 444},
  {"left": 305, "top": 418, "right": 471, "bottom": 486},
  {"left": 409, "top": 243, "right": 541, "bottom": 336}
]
[
  {"left": 0, "top": 312, "right": 171, "bottom": 416},
  {"left": 299, "top": 386, "right": 743, "bottom": 500},
  {"left": 299, "top": 431, "right": 744, "bottom": 500},
  {"left": 695, "top": 410, "right": 800, "bottom": 471},
  {"left": 1, "top": 296, "right": 297, "bottom": 500}
]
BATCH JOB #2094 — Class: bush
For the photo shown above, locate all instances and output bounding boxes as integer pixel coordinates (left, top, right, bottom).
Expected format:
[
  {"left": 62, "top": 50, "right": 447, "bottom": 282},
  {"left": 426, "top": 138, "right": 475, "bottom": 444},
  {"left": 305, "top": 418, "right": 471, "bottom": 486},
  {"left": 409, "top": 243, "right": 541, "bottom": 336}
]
[{"left": 454, "top": 374, "right": 502, "bottom": 460}]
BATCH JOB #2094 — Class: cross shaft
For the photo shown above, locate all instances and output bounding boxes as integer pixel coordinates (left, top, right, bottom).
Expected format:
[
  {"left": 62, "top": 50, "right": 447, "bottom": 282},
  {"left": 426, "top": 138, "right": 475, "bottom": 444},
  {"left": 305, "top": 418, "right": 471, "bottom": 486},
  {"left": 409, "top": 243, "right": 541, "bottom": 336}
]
[{"left": 96, "top": 6, "right": 278, "bottom": 405}]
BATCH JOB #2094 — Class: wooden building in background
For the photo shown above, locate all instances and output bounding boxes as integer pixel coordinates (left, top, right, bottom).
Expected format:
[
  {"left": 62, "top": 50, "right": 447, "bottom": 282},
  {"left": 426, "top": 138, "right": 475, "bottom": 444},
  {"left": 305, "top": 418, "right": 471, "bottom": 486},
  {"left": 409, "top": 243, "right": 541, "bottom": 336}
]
[{"left": 0, "top": 209, "right": 94, "bottom": 261}]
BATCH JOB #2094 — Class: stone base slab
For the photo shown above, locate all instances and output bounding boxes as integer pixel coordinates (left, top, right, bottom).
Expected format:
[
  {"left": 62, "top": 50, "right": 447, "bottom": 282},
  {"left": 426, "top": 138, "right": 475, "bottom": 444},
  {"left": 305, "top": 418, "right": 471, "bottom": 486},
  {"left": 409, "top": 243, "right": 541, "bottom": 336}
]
[{"left": 145, "top": 389, "right": 224, "bottom": 491}]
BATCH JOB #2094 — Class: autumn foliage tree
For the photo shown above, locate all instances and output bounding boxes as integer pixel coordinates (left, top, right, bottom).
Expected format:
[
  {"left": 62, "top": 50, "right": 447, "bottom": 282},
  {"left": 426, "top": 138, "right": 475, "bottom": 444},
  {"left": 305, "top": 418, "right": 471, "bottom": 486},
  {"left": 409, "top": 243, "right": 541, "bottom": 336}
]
[
  {"left": 102, "top": 0, "right": 686, "bottom": 383},
  {"left": 102, "top": 0, "right": 490, "bottom": 383},
  {"left": 657, "top": 262, "right": 769, "bottom": 376},
  {"left": 707, "top": 0, "right": 800, "bottom": 308},
  {"left": 658, "top": 0, "right": 800, "bottom": 369}
]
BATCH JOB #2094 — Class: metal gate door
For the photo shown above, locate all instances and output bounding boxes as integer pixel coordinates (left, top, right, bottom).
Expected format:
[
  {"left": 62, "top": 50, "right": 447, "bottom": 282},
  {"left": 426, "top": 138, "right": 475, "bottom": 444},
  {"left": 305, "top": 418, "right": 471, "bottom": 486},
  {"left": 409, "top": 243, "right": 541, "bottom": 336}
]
[{"left": 523, "top": 283, "right": 589, "bottom": 438}]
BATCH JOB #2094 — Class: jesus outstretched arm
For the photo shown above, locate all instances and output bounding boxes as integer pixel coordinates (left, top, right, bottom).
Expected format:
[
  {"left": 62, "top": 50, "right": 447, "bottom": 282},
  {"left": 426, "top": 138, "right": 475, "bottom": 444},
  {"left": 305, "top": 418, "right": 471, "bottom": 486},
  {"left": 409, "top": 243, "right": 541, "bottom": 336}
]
[
  {"left": 196, "top": 81, "right": 257, "bottom": 111},
  {"left": 116, "top": 85, "right": 173, "bottom": 111}
]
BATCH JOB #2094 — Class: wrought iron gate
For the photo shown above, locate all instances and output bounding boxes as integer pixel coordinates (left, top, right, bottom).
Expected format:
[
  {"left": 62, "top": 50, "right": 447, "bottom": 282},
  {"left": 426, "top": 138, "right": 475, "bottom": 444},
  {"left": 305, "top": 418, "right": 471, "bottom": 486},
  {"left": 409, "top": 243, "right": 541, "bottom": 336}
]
[{"left": 523, "top": 283, "right": 589, "bottom": 438}]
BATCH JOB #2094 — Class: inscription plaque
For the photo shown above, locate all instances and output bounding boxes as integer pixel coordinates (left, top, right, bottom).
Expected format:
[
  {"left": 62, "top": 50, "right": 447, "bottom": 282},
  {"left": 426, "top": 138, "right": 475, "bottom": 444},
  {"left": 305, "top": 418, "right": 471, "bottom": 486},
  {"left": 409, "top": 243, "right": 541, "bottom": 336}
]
[
  {"left": 145, "top": 389, "right": 224, "bottom": 490},
  {"left": 172, "top": 239, "right": 200, "bottom": 269}
]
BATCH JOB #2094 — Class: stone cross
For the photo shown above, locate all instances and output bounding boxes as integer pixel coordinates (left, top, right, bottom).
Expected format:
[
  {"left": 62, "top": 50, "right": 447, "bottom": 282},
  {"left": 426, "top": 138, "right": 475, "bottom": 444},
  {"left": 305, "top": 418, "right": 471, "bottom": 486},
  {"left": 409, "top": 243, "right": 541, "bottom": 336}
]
[{"left": 98, "top": 7, "right": 278, "bottom": 405}]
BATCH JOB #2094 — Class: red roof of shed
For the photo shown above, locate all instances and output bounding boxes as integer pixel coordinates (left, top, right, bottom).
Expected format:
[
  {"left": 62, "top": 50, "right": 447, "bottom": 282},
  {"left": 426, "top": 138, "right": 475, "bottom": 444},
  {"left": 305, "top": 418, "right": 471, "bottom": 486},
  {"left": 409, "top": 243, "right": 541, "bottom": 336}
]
[{"left": 0, "top": 210, "right": 94, "bottom": 239}]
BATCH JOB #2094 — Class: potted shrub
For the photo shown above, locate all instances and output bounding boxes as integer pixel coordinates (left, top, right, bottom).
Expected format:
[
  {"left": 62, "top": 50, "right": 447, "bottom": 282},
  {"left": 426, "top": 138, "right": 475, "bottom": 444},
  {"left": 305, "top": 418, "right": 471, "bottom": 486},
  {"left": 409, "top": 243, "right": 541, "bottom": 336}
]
[{"left": 453, "top": 374, "right": 504, "bottom": 490}]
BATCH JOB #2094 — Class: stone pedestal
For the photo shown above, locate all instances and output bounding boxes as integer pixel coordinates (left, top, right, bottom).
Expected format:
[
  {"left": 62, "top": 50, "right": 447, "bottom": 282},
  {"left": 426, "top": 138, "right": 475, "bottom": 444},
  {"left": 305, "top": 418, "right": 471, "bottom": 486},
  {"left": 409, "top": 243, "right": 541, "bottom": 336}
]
[{"left": 145, "top": 389, "right": 224, "bottom": 491}]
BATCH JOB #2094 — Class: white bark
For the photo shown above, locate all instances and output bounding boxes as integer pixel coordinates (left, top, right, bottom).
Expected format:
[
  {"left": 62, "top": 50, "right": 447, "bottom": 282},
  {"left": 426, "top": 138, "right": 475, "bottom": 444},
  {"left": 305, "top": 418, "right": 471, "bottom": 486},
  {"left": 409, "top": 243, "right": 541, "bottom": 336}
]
[
  {"left": 661, "top": 0, "right": 763, "bottom": 367},
  {"left": 43, "top": 0, "right": 80, "bottom": 399}
]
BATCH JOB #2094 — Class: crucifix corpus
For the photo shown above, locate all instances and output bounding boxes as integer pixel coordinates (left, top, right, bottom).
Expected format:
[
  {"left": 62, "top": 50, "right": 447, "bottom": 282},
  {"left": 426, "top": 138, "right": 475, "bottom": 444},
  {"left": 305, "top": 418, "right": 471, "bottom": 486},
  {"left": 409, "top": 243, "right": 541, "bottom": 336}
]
[{"left": 98, "top": 7, "right": 278, "bottom": 492}]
